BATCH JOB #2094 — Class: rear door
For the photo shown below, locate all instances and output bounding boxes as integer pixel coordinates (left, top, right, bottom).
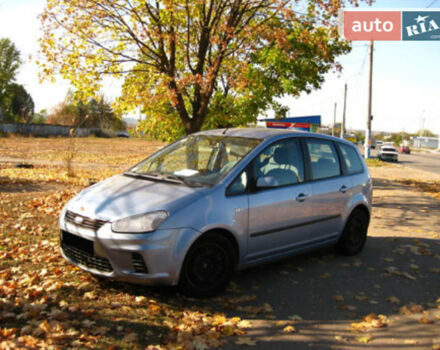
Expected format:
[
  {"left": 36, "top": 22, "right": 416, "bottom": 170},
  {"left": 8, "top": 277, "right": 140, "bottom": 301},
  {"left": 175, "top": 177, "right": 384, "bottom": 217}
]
[{"left": 304, "top": 138, "right": 349, "bottom": 242}]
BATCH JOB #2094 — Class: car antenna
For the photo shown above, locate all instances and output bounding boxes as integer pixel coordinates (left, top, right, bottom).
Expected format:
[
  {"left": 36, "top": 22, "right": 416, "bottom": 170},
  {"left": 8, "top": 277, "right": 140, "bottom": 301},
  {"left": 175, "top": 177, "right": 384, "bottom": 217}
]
[{"left": 222, "top": 127, "right": 229, "bottom": 135}]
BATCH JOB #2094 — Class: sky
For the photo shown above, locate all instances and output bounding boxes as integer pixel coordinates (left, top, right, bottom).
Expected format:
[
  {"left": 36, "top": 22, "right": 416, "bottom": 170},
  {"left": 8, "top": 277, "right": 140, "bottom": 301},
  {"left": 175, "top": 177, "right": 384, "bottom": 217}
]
[{"left": 0, "top": 0, "right": 439, "bottom": 134}]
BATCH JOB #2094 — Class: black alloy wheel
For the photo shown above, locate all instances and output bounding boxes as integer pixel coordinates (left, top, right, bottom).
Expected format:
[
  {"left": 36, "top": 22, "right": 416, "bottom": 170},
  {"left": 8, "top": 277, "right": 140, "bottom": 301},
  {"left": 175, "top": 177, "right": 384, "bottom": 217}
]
[
  {"left": 179, "top": 232, "right": 235, "bottom": 297},
  {"left": 336, "top": 209, "right": 369, "bottom": 256}
]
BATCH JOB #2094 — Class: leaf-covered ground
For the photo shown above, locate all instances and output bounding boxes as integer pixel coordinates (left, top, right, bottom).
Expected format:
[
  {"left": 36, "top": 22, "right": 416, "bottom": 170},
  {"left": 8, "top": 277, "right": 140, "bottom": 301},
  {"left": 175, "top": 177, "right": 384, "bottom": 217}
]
[{"left": 1, "top": 137, "right": 439, "bottom": 349}]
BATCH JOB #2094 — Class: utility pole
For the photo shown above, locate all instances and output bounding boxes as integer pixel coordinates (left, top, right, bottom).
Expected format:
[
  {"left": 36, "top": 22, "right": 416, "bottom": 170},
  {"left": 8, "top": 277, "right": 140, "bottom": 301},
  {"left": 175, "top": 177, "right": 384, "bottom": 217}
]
[
  {"left": 332, "top": 103, "right": 337, "bottom": 137},
  {"left": 340, "top": 84, "right": 347, "bottom": 139},
  {"left": 364, "top": 41, "right": 374, "bottom": 159}
]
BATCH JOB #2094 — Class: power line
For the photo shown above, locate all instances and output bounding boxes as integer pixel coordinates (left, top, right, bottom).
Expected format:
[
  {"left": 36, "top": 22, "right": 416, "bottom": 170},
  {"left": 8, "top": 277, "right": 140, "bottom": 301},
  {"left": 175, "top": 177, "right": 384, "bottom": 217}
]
[{"left": 427, "top": 0, "right": 439, "bottom": 8}]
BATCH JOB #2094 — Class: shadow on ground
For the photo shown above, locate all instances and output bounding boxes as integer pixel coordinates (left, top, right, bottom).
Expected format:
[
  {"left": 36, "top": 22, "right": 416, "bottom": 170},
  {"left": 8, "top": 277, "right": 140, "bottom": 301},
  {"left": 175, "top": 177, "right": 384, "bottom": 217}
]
[{"left": 99, "top": 234, "right": 439, "bottom": 349}]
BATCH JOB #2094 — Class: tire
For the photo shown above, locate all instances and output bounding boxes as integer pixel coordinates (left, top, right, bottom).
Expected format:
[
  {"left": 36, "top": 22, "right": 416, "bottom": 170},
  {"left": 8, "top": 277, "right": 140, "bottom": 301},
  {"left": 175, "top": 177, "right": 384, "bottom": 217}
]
[
  {"left": 335, "top": 209, "right": 369, "bottom": 256},
  {"left": 179, "top": 232, "right": 236, "bottom": 297}
]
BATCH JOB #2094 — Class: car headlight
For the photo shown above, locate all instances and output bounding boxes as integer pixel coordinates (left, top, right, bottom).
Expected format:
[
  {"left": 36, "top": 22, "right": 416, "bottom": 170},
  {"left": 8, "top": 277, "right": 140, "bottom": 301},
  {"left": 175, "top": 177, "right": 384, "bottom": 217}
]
[{"left": 111, "top": 211, "right": 169, "bottom": 233}]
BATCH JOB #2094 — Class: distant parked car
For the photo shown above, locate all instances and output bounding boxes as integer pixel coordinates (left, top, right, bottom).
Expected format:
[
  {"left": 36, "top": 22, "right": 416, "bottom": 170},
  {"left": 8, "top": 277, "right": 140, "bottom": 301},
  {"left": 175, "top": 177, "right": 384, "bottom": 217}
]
[
  {"left": 399, "top": 146, "right": 411, "bottom": 154},
  {"left": 379, "top": 145, "right": 398, "bottom": 162},
  {"left": 116, "top": 131, "right": 130, "bottom": 138}
]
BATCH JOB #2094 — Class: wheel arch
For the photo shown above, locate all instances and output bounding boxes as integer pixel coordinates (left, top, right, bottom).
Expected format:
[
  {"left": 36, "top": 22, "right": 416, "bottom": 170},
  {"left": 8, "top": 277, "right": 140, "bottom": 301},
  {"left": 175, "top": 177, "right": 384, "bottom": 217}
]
[
  {"left": 195, "top": 228, "right": 240, "bottom": 265},
  {"left": 350, "top": 204, "right": 370, "bottom": 224}
]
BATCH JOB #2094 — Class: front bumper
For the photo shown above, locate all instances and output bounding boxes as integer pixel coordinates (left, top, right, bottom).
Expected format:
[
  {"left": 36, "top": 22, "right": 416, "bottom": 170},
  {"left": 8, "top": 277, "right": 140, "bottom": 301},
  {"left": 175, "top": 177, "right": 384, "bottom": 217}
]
[
  {"left": 59, "top": 216, "right": 199, "bottom": 286},
  {"left": 379, "top": 154, "right": 398, "bottom": 161}
]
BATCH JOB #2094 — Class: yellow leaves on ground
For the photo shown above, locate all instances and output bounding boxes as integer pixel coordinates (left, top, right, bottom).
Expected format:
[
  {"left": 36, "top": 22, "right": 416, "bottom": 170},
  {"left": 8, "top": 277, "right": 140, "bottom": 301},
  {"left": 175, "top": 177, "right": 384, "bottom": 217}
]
[
  {"left": 350, "top": 313, "right": 388, "bottom": 333},
  {"left": 399, "top": 303, "right": 424, "bottom": 315},
  {"left": 282, "top": 325, "right": 296, "bottom": 333},
  {"left": 27, "top": 189, "right": 78, "bottom": 216},
  {"left": 0, "top": 166, "right": 119, "bottom": 186},
  {"left": 384, "top": 266, "right": 417, "bottom": 280}
]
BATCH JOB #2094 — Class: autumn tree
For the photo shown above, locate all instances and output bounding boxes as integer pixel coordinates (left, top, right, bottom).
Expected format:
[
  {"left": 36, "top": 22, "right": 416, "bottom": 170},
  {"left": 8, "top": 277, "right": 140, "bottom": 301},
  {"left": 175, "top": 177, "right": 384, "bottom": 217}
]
[{"left": 40, "top": 0, "right": 358, "bottom": 140}]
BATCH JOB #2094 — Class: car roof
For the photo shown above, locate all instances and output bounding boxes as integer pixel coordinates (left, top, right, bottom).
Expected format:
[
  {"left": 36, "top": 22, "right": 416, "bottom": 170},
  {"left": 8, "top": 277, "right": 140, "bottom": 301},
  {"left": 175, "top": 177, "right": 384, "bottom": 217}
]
[{"left": 194, "top": 127, "right": 353, "bottom": 145}]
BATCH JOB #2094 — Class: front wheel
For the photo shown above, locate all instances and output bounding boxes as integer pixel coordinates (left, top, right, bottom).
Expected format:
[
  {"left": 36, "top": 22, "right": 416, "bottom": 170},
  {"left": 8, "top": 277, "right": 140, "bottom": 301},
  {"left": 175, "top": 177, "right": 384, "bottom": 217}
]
[
  {"left": 179, "top": 232, "right": 236, "bottom": 297},
  {"left": 335, "top": 209, "right": 369, "bottom": 256}
]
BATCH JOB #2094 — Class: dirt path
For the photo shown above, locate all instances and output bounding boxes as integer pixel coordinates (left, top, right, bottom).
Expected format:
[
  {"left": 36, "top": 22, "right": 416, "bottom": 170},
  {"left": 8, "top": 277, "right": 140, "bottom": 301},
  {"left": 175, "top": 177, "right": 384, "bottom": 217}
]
[{"left": 0, "top": 156, "right": 127, "bottom": 170}]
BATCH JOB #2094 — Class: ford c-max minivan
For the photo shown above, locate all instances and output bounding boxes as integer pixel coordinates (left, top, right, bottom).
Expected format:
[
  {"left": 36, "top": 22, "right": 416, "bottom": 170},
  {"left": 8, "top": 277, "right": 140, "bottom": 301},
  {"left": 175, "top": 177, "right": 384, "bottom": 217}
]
[{"left": 59, "top": 128, "right": 372, "bottom": 296}]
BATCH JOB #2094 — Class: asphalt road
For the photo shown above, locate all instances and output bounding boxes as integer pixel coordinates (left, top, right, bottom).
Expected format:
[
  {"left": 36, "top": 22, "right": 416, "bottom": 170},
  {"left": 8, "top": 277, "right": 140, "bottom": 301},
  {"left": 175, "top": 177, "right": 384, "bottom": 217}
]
[
  {"left": 397, "top": 151, "right": 440, "bottom": 175},
  {"left": 368, "top": 148, "right": 440, "bottom": 175}
]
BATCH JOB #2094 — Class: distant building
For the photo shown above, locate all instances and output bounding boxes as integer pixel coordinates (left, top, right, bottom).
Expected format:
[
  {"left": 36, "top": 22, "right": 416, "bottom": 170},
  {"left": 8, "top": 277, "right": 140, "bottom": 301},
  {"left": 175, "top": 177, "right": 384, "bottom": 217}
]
[{"left": 412, "top": 136, "right": 439, "bottom": 149}]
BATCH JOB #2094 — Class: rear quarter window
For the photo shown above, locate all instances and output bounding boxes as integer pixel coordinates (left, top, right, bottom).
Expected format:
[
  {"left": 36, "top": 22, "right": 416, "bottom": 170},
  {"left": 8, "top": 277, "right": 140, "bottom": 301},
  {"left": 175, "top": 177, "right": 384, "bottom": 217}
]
[{"left": 337, "top": 143, "right": 364, "bottom": 175}]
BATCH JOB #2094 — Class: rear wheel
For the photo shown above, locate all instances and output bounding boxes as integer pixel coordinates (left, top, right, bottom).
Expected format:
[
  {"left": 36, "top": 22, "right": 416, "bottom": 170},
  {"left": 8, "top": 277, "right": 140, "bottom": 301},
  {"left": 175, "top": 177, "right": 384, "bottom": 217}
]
[
  {"left": 179, "top": 232, "right": 236, "bottom": 297},
  {"left": 336, "top": 209, "right": 369, "bottom": 256}
]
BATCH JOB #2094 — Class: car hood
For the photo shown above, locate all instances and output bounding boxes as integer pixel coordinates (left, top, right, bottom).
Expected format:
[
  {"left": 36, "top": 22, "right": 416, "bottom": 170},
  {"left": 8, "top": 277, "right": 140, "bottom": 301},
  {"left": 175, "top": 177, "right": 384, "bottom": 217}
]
[
  {"left": 66, "top": 174, "right": 203, "bottom": 221},
  {"left": 380, "top": 150, "right": 398, "bottom": 155}
]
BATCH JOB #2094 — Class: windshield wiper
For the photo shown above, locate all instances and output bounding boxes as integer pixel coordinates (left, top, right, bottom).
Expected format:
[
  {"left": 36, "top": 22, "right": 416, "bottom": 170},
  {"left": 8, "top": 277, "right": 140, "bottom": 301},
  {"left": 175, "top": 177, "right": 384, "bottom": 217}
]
[
  {"left": 124, "top": 171, "right": 207, "bottom": 187},
  {"left": 167, "top": 173, "right": 208, "bottom": 188},
  {"left": 123, "top": 171, "right": 165, "bottom": 181},
  {"left": 124, "top": 171, "right": 182, "bottom": 184}
]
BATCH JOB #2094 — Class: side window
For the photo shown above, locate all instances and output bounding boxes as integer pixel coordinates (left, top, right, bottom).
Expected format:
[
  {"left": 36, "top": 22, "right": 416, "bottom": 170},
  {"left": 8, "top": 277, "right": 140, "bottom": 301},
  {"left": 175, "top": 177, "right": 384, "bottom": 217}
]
[
  {"left": 337, "top": 143, "right": 364, "bottom": 174},
  {"left": 306, "top": 139, "right": 341, "bottom": 180},
  {"left": 254, "top": 138, "right": 304, "bottom": 187}
]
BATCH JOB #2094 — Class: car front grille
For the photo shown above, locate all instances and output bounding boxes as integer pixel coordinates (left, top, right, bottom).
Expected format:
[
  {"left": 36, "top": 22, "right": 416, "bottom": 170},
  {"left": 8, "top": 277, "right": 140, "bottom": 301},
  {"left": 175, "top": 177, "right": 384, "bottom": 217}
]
[
  {"left": 61, "top": 230, "right": 113, "bottom": 273},
  {"left": 65, "top": 210, "right": 107, "bottom": 231}
]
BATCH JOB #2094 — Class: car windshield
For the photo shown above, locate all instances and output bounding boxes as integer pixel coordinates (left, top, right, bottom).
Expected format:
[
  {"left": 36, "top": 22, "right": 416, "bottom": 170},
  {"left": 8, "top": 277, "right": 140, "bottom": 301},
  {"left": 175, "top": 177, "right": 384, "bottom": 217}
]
[
  {"left": 382, "top": 147, "right": 396, "bottom": 152},
  {"left": 127, "top": 134, "right": 261, "bottom": 186}
]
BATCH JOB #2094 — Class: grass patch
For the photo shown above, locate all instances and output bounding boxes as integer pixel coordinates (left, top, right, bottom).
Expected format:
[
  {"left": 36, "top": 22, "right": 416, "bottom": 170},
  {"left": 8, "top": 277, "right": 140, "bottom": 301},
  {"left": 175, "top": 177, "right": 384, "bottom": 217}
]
[
  {"left": 397, "top": 179, "right": 440, "bottom": 200},
  {"left": 365, "top": 158, "right": 392, "bottom": 167}
]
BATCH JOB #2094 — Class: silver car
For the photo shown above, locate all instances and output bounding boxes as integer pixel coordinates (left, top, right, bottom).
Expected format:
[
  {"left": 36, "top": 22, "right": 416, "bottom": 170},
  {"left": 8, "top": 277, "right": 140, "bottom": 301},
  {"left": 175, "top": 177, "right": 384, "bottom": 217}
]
[
  {"left": 378, "top": 145, "right": 398, "bottom": 162},
  {"left": 59, "top": 128, "right": 372, "bottom": 296}
]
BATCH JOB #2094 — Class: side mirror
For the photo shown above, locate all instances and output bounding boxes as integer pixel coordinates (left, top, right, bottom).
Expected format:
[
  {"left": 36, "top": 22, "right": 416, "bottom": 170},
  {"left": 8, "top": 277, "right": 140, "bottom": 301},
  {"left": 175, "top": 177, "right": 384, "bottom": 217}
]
[{"left": 256, "top": 176, "right": 279, "bottom": 188}]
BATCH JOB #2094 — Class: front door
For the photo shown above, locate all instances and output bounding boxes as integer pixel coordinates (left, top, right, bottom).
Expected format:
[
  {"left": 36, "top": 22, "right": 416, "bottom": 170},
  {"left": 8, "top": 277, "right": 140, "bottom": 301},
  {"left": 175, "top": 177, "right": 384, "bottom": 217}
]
[{"left": 246, "top": 138, "right": 314, "bottom": 260}]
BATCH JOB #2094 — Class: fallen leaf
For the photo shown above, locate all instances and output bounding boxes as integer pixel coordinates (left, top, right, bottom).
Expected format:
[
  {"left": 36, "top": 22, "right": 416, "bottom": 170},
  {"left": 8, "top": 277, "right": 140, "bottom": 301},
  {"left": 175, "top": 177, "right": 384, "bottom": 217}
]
[
  {"left": 234, "top": 337, "right": 257, "bottom": 346},
  {"left": 419, "top": 317, "right": 434, "bottom": 324},
  {"left": 332, "top": 295, "right": 345, "bottom": 303},
  {"left": 356, "top": 335, "right": 372, "bottom": 343},
  {"left": 355, "top": 294, "right": 368, "bottom": 302},
  {"left": 350, "top": 313, "right": 387, "bottom": 332},
  {"left": 288, "top": 315, "right": 303, "bottom": 322},
  {"left": 386, "top": 296, "right": 400, "bottom": 305},
  {"left": 123, "top": 332, "right": 138, "bottom": 342},
  {"left": 237, "top": 320, "right": 252, "bottom": 328},
  {"left": 334, "top": 335, "right": 348, "bottom": 342},
  {"left": 283, "top": 325, "right": 296, "bottom": 333}
]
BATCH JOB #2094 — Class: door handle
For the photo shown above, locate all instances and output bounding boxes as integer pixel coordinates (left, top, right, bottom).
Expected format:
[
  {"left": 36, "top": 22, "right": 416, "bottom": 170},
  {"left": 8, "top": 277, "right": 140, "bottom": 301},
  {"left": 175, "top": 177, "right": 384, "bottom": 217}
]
[
  {"left": 296, "top": 193, "right": 309, "bottom": 202},
  {"left": 339, "top": 185, "right": 348, "bottom": 193}
]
